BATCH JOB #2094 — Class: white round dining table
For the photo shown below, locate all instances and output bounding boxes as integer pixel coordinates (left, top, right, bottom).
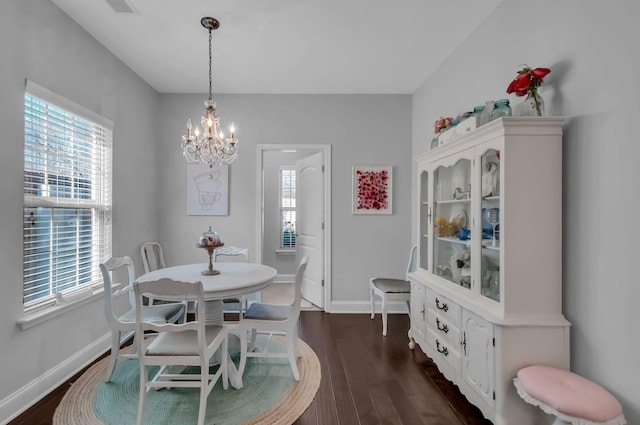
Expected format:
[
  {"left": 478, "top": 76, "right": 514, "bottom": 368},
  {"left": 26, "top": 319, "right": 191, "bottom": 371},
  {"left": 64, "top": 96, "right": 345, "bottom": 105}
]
[{"left": 135, "top": 262, "right": 277, "bottom": 389}]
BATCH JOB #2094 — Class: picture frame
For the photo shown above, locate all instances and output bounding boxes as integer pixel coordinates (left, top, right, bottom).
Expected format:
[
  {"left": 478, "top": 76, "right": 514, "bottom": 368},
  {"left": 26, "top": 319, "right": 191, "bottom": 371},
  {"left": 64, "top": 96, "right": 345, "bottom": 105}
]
[
  {"left": 186, "top": 164, "right": 229, "bottom": 216},
  {"left": 352, "top": 165, "right": 392, "bottom": 215}
]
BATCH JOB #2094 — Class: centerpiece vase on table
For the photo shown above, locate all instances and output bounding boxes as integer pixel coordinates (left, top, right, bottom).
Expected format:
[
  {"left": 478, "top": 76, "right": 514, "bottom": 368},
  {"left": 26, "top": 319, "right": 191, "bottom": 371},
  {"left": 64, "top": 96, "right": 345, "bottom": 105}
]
[{"left": 197, "top": 227, "right": 224, "bottom": 275}]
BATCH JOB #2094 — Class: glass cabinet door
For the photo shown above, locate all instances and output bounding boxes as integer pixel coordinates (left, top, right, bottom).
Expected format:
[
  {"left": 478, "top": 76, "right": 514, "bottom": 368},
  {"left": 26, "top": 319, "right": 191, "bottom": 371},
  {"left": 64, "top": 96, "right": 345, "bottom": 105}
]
[
  {"left": 419, "top": 169, "right": 430, "bottom": 272},
  {"left": 432, "top": 155, "right": 472, "bottom": 291},
  {"left": 479, "top": 148, "right": 501, "bottom": 302}
]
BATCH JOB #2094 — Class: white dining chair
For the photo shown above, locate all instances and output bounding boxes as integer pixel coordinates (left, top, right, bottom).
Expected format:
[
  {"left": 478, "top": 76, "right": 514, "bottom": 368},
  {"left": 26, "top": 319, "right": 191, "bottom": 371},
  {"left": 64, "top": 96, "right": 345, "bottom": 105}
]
[
  {"left": 238, "top": 257, "right": 308, "bottom": 381},
  {"left": 133, "top": 278, "right": 228, "bottom": 425},
  {"left": 141, "top": 241, "right": 202, "bottom": 313},
  {"left": 369, "top": 246, "right": 417, "bottom": 336},
  {"left": 140, "top": 241, "right": 166, "bottom": 274},
  {"left": 99, "top": 256, "right": 186, "bottom": 382},
  {"left": 213, "top": 246, "right": 255, "bottom": 321}
]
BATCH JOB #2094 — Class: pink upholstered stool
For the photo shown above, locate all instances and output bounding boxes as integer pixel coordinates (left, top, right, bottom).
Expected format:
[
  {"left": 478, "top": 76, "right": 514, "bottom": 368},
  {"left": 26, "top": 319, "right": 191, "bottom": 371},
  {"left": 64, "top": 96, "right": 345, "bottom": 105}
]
[{"left": 513, "top": 365, "right": 626, "bottom": 425}]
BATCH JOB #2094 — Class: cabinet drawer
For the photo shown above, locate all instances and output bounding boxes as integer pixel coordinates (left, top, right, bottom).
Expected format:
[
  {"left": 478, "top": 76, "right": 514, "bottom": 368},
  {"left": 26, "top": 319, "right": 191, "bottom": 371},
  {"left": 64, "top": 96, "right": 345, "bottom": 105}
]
[
  {"left": 427, "top": 328, "right": 461, "bottom": 379},
  {"left": 427, "top": 309, "right": 461, "bottom": 348},
  {"left": 426, "top": 290, "right": 461, "bottom": 326}
]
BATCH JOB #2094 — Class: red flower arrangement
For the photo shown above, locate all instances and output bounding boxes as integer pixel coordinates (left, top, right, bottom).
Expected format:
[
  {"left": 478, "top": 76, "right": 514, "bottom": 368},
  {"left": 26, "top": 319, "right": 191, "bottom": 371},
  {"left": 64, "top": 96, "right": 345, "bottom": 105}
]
[
  {"left": 434, "top": 116, "right": 453, "bottom": 134},
  {"left": 506, "top": 64, "right": 551, "bottom": 116},
  {"left": 356, "top": 169, "right": 388, "bottom": 210}
]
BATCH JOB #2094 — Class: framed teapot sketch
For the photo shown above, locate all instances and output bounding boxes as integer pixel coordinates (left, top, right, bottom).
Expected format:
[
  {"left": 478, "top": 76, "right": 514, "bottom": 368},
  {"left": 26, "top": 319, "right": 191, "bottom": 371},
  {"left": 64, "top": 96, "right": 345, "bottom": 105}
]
[{"left": 186, "top": 164, "right": 229, "bottom": 216}]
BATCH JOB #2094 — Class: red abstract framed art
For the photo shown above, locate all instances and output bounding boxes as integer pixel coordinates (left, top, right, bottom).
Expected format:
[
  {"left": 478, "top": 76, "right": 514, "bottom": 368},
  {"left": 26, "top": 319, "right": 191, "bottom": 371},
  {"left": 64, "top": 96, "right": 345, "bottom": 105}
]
[{"left": 352, "top": 165, "right": 392, "bottom": 215}]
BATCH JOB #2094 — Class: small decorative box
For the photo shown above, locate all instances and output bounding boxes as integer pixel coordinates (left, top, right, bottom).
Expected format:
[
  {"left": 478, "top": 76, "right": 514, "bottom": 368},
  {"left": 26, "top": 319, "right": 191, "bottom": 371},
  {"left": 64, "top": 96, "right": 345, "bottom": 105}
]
[{"left": 454, "top": 116, "right": 478, "bottom": 137}]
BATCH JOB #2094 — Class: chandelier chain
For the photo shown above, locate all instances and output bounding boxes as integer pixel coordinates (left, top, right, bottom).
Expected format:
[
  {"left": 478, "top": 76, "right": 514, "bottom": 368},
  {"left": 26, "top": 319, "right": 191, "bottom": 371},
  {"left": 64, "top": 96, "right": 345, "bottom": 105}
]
[{"left": 208, "top": 27, "right": 213, "bottom": 101}]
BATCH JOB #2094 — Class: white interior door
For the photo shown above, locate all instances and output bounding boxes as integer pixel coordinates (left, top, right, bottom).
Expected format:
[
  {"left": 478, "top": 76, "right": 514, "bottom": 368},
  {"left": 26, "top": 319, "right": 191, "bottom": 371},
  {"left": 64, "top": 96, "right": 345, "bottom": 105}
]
[{"left": 296, "top": 152, "right": 324, "bottom": 308}]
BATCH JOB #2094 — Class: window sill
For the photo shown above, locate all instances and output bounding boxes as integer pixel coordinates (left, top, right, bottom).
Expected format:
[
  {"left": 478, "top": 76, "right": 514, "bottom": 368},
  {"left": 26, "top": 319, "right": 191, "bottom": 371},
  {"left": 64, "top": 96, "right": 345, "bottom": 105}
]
[
  {"left": 276, "top": 249, "right": 296, "bottom": 255},
  {"left": 17, "top": 288, "right": 103, "bottom": 330}
]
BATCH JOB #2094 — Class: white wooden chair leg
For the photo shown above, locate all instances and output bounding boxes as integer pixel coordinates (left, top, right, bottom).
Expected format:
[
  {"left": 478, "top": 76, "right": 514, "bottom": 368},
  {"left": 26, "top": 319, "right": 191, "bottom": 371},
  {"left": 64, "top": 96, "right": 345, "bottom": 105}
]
[
  {"left": 105, "top": 331, "right": 121, "bottom": 382},
  {"left": 286, "top": 332, "right": 300, "bottom": 381},
  {"left": 239, "top": 328, "right": 249, "bottom": 376},
  {"left": 136, "top": 366, "right": 146, "bottom": 425},
  {"left": 197, "top": 365, "right": 207, "bottom": 425},
  {"left": 369, "top": 285, "right": 375, "bottom": 319},
  {"left": 221, "top": 336, "right": 228, "bottom": 390},
  {"left": 294, "top": 323, "right": 302, "bottom": 357},
  {"left": 381, "top": 295, "right": 388, "bottom": 336},
  {"left": 248, "top": 328, "right": 257, "bottom": 352}
]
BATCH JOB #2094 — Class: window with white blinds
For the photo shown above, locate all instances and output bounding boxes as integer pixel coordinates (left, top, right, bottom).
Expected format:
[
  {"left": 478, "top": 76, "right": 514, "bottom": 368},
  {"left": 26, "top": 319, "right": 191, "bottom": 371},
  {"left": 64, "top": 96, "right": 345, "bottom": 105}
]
[
  {"left": 23, "top": 81, "right": 113, "bottom": 311},
  {"left": 280, "top": 167, "right": 296, "bottom": 248}
]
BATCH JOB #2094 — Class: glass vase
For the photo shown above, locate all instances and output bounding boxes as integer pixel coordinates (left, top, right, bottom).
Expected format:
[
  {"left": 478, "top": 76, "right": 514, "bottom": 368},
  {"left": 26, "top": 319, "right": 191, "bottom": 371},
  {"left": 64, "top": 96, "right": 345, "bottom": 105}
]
[
  {"left": 490, "top": 99, "right": 512, "bottom": 121},
  {"left": 431, "top": 134, "right": 439, "bottom": 150},
  {"left": 478, "top": 100, "right": 494, "bottom": 126},
  {"left": 519, "top": 92, "right": 545, "bottom": 116}
]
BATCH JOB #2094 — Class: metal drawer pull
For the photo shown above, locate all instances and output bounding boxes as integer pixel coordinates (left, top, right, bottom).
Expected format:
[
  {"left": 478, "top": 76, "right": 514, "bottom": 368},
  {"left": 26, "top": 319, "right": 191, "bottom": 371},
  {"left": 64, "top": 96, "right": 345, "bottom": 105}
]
[
  {"left": 435, "top": 297, "right": 449, "bottom": 312},
  {"left": 436, "top": 339, "right": 449, "bottom": 356},
  {"left": 436, "top": 318, "right": 449, "bottom": 333},
  {"left": 462, "top": 332, "right": 467, "bottom": 356}
]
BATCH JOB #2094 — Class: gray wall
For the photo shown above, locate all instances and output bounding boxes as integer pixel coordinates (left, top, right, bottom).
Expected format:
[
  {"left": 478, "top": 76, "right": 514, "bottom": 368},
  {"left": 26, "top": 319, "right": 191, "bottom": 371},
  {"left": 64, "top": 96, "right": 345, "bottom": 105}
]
[
  {"left": 0, "top": 0, "right": 163, "bottom": 419},
  {"left": 0, "top": 2, "right": 412, "bottom": 421},
  {"left": 412, "top": 1, "right": 639, "bottom": 422},
  {"left": 156, "top": 93, "right": 413, "bottom": 303}
]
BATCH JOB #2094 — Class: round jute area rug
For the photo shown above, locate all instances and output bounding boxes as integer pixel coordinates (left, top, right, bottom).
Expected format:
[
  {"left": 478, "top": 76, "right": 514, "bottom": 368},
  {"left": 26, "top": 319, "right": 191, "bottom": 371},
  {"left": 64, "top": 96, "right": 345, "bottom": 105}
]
[{"left": 53, "top": 335, "right": 320, "bottom": 425}]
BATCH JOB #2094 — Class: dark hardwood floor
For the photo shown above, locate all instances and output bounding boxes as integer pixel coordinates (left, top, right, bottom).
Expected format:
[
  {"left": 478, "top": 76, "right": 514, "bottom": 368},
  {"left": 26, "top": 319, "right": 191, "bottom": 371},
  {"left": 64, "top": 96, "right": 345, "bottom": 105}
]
[{"left": 9, "top": 312, "right": 491, "bottom": 425}]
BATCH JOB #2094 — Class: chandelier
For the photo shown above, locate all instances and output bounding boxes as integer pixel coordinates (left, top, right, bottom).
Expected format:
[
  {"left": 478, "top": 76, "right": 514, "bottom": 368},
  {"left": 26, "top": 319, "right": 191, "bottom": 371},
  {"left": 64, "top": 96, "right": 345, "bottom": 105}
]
[{"left": 181, "top": 17, "right": 238, "bottom": 166}]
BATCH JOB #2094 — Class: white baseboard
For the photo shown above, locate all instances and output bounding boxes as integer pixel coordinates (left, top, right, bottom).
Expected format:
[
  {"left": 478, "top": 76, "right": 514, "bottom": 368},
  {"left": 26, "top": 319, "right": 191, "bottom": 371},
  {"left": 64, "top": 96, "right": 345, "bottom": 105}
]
[
  {"left": 327, "top": 300, "right": 410, "bottom": 314},
  {"left": 0, "top": 333, "right": 110, "bottom": 425},
  {"left": 273, "top": 274, "right": 295, "bottom": 284}
]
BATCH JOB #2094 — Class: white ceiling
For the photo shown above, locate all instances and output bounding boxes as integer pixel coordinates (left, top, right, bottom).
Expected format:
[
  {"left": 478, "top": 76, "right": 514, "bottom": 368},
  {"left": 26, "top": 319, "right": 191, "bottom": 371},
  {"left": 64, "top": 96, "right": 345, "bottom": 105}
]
[{"left": 51, "top": 0, "right": 502, "bottom": 94}]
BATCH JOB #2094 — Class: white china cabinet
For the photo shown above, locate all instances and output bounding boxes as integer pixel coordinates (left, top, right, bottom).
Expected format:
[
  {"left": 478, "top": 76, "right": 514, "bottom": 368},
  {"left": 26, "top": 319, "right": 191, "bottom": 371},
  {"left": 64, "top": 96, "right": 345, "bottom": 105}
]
[{"left": 409, "top": 117, "right": 571, "bottom": 424}]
